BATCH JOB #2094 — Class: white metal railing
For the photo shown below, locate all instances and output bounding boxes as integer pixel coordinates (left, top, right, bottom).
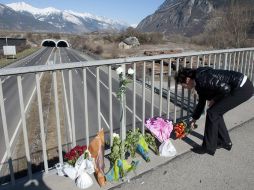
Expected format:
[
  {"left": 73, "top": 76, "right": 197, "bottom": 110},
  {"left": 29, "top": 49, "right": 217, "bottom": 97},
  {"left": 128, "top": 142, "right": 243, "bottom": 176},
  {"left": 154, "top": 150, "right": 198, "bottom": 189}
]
[{"left": 0, "top": 47, "right": 253, "bottom": 186}]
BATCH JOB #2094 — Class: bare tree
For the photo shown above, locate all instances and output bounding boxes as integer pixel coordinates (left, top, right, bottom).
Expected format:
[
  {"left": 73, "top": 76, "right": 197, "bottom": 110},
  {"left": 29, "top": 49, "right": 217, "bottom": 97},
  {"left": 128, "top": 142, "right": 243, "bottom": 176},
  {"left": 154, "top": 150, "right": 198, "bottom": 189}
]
[
  {"left": 222, "top": 1, "right": 254, "bottom": 47},
  {"left": 197, "top": 1, "right": 254, "bottom": 48}
]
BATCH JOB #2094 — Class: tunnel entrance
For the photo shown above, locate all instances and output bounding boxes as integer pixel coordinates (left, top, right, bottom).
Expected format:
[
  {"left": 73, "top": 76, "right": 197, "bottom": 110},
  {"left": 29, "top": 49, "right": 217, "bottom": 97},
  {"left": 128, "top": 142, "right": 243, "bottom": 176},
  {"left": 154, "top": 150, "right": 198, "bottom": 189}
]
[
  {"left": 41, "top": 39, "right": 70, "bottom": 47},
  {"left": 41, "top": 40, "right": 57, "bottom": 47},
  {"left": 57, "top": 40, "right": 69, "bottom": 47}
]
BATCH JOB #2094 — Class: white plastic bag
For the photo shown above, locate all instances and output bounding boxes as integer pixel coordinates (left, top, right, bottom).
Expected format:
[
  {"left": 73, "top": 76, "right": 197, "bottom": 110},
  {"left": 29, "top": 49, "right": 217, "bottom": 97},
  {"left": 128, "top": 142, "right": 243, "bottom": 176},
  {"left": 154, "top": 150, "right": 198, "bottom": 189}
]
[
  {"left": 159, "top": 139, "right": 177, "bottom": 157},
  {"left": 76, "top": 172, "right": 93, "bottom": 189},
  {"left": 84, "top": 158, "right": 95, "bottom": 174},
  {"left": 63, "top": 166, "right": 77, "bottom": 180}
]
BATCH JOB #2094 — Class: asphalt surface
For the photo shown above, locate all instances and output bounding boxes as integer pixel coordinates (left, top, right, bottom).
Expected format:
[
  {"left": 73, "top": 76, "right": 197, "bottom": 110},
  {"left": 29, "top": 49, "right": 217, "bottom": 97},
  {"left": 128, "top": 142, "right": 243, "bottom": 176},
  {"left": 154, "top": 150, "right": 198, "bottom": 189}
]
[
  {"left": 0, "top": 47, "right": 53, "bottom": 164},
  {"left": 112, "top": 118, "right": 254, "bottom": 190}
]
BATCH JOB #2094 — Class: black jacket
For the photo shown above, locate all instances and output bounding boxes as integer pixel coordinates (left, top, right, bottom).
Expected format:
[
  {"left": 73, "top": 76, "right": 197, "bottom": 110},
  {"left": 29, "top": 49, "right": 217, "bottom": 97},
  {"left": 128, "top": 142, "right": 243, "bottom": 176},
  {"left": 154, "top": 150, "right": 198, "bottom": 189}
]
[{"left": 192, "top": 67, "right": 244, "bottom": 120}]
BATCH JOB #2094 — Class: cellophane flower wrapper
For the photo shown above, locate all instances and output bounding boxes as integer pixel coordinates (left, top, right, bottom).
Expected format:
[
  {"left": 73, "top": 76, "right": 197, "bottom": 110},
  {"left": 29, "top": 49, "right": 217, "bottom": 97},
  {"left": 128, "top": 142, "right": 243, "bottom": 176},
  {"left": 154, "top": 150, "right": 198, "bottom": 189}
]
[
  {"left": 105, "top": 159, "right": 139, "bottom": 182},
  {"left": 145, "top": 117, "right": 173, "bottom": 143},
  {"left": 136, "top": 135, "right": 150, "bottom": 162},
  {"left": 88, "top": 129, "right": 106, "bottom": 187}
]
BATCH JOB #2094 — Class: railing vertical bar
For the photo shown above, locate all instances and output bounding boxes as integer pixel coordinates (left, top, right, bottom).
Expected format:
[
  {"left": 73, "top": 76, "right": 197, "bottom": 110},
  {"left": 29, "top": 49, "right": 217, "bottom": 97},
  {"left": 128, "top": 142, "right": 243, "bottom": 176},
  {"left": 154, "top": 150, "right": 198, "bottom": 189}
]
[
  {"left": 17, "top": 75, "right": 32, "bottom": 179},
  {"left": 228, "top": 53, "right": 232, "bottom": 70},
  {"left": 202, "top": 55, "right": 205, "bottom": 66},
  {"left": 142, "top": 62, "right": 146, "bottom": 134},
  {"left": 218, "top": 54, "right": 222, "bottom": 69},
  {"left": 132, "top": 63, "right": 136, "bottom": 131},
  {"left": 180, "top": 58, "right": 186, "bottom": 118},
  {"left": 107, "top": 66, "right": 113, "bottom": 145},
  {"left": 83, "top": 68, "right": 89, "bottom": 146},
  {"left": 190, "top": 56, "right": 193, "bottom": 68},
  {"left": 233, "top": 52, "right": 237, "bottom": 71},
  {"left": 174, "top": 58, "right": 180, "bottom": 123},
  {"left": 35, "top": 73, "right": 48, "bottom": 173},
  {"left": 208, "top": 54, "right": 211, "bottom": 67},
  {"left": 96, "top": 67, "right": 101, "bottom": 131},
  {"left": 251, "top": 51, "right": 254, "bottom": 82},
  {"left": 187, "top": 89, "right": 191, "bottom": 117},
  {"left": 237, "top": 52, "right": 241, "bottom": 72},
  {"left": 68, "top": 70, "right": 76, "bottom": 147},
  {"left": 53, "top": 71, "right": 63, "bottom": 164},
  {"left": 244, "top": 51, "right": 248, "bottom": 75},
  {"left": 61, "top": 71, "right": 72, "bottom": 146},
  {"left": 184, "top": 57, "right": 191, "bottom": 118},
  {"left": 167, "top": 59, "right": 172, "bottom": 119},
  {"left": 197, "top": 56, "right": 200, "bottom": 68},
  {"left": 159, "top": 60, "right": 163, "bottom": 116},
  {"left": 247, "top": 51, "right": 252, "bottom": 78},
  {"left": 224, "top": 53, "right": 228, "bottom": 70},
  {"left": 213, "top": 54, "right": 216, "bottom": 69},
  {"left": 0, "top": 78, "right": 15, "bottom": 185},
  {"left": 151, "top": 61, "right": 155, "bottom": 117},
  {"left": 240, "top": 51, "right": 245, "bottom": 73}
]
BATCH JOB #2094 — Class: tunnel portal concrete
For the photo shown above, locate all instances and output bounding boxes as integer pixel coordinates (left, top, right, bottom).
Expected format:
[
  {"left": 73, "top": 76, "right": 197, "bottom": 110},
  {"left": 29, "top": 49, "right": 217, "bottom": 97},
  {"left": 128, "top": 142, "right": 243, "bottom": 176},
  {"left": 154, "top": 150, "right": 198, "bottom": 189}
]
[{"left": 41, "top": 39, "right": 69, "bottom": 47}]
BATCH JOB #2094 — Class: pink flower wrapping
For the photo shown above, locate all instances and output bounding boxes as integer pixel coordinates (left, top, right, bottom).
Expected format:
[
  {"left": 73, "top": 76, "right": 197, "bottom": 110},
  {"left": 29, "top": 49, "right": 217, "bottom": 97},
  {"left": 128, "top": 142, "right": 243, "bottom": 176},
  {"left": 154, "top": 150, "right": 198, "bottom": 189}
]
[{"left": 145, "top": 117, "right": 173, "bottom": 143}]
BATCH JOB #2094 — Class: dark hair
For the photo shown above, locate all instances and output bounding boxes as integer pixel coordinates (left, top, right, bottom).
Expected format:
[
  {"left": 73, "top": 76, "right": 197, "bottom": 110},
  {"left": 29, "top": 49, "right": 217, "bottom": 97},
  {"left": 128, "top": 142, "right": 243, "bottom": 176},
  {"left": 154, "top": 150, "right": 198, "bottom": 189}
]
[{"left": 175, "top": 68, "right": 196, "bottom": 84}]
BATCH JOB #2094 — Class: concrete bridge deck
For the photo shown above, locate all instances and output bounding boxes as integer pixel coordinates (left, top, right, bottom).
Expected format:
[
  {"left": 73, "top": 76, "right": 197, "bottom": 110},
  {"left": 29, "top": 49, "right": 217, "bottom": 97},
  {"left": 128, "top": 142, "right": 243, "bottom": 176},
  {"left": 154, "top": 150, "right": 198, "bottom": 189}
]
[{"left": 3, "top": 97, "right": 253, "bottom": 190}]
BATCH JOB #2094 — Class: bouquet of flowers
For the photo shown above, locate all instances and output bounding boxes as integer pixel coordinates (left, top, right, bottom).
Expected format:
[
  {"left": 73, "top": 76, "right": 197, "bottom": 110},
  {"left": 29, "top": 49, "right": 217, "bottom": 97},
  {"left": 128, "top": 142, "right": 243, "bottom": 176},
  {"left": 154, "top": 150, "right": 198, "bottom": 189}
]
[
  {"left": 106, "top": 133, "right": 138, "bottom": 182},
  {"left": 125, "top": 129, "right": 150, "bottom": 162},
  {"left": 174, "top": 121, "right": 197, "bottom": 139},
  {"left": 145, "top": 117, "right": 173, "bottom": 143},
  {"left": 145, "top": 117, "right": 178, "bottom": 157},
  {"left": 64, "top": 145, "right": 87, "bottom": 166},
  {"left": 88, "top": 129, "right": 106, "bottom": 187}
]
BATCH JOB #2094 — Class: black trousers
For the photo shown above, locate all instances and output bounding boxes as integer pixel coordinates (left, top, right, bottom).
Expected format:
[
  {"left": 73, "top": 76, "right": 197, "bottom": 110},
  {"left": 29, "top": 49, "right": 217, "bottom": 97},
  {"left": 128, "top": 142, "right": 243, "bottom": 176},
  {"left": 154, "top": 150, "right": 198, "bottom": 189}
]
[{"left": 203, "top": 79, "right": 254, "bottom": 152}]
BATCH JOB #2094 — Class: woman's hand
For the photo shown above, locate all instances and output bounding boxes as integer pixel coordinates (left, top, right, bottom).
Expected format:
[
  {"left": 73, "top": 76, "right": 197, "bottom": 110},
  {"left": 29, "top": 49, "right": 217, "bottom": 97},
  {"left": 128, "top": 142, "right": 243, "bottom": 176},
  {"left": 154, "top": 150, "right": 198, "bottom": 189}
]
[
  {"left": 190, "top": 119, "right": 197, "bottom": 130},
  {"left": 208, "top": 100, "right": 215, "bottom": 107}
]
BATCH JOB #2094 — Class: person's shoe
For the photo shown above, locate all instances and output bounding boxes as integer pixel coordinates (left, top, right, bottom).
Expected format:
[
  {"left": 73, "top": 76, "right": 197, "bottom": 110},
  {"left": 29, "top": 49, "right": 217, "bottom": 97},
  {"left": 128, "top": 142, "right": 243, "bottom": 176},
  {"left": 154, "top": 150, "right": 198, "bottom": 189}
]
[
  {"left": 217, "top": 142, "right": 232, "bottom": 151},
  {"left": 191, "top": 146, "right": 215, "bottom": 156}
]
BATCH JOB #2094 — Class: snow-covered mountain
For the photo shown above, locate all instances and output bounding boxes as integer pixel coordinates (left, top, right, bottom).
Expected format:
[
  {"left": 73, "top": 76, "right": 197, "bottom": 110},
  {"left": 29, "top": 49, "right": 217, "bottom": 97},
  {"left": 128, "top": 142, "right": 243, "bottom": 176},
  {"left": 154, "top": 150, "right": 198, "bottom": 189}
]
[{"left": 1, "top": 2, "right": 128, "bottom": 33}]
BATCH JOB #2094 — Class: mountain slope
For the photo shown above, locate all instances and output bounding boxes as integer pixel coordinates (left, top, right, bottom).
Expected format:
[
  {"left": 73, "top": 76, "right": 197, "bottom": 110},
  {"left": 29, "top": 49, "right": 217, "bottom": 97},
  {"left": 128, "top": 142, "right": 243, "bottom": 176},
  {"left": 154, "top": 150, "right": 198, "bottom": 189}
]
[
  {"left": 0, "top": 3, "right": 56, "bottom": 32},
  {"left": 1, "top": 2, "right": 128, "bottom": 33},
  {"left": 136, "top": 0, "right": 214, "bottom": 36}
]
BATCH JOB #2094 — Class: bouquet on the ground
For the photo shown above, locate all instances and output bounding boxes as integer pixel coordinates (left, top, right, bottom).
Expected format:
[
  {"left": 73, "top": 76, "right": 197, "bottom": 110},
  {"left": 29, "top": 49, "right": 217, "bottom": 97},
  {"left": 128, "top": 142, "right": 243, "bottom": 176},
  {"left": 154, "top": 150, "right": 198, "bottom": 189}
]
[
  {"left": 125, "top": 129, "right": 158, "bottom": 162},
  {"left": 75, "top": 150, "right": 95, "bottom": 189},
  {"left": 64, "top": 145, "right": 87, "bottom": 166},
  {"left": 88, "top": 129, "right": 106, "bottom": 187},
  {"left": 145, "top": 117, "right": 177, "bottom": 157},
  {"left": 124, "top": 129, "right": 150, "bottom": 162},
  {"left": 62, "top": 149, "right": 95, "bottom": 189},
  {"left": 174, "top": 121, "right": 197, "bottom": 139},
  {"left": 145, "top": 117, "right": 173, "bottom": 143},
  {"left": 106, "top": 133, "right": 138, "bottom": 182}
]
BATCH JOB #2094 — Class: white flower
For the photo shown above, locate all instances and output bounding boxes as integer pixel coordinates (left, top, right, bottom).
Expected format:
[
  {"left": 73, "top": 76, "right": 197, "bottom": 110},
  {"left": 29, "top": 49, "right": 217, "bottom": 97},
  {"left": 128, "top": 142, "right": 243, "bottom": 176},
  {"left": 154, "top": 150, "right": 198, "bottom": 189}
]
[
  {"left": 116, "top": 67, "right": 123, "bottom": 75},
  {"left": 127, "top": 68, "right": 134, "bottom": 75},
  {"left": 113, "top": 133, "right": 120, "bottom": 138}
]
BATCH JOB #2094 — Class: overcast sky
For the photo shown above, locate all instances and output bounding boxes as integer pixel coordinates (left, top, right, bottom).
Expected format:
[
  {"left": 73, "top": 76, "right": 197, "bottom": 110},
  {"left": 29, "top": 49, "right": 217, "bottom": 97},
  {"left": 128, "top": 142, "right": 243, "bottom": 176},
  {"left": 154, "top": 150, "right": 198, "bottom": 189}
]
[{"left": 2, "top": 0, "right": 165, "bottom": 26}]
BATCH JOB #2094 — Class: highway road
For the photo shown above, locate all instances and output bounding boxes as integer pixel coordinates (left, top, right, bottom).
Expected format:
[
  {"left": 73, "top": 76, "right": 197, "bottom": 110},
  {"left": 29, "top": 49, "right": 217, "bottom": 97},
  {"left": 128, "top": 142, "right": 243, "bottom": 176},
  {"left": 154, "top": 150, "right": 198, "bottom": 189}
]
[
  {"left": 0, "top": 47, "right": 54, "bottom": 167},
  {"left": 58, "top": 47, "right": 160, "bottom": 145},
  {"left": 0, "top": 46, "right": 166, "bottom": 172}
]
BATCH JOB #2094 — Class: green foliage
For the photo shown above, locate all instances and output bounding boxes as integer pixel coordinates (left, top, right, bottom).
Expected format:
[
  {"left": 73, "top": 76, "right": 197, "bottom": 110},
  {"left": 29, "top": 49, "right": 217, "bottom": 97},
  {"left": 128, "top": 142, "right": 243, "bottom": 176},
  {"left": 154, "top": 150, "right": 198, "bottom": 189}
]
[
  {"left": 109, "top": 136, "right": 123, "bottom": 163},
  {"left": 125, "top": 129, "right": 141, "bottom": 158},
  {"left": 116, "top": 74, "right": 131, "bottom": 100},
  {"left": 144, "top": 133, "right": 159, "bottom": 155},
  {"left": 124, "top": 129, "right": 159, "bottom": 157}
]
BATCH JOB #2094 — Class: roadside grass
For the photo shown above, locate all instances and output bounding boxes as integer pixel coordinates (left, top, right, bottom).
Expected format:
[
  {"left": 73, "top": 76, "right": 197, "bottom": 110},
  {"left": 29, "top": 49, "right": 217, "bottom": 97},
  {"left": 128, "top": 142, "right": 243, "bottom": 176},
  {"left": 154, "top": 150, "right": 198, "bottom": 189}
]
[{"left": 0, "top": 47, "right": 40, "bottom": 68}]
